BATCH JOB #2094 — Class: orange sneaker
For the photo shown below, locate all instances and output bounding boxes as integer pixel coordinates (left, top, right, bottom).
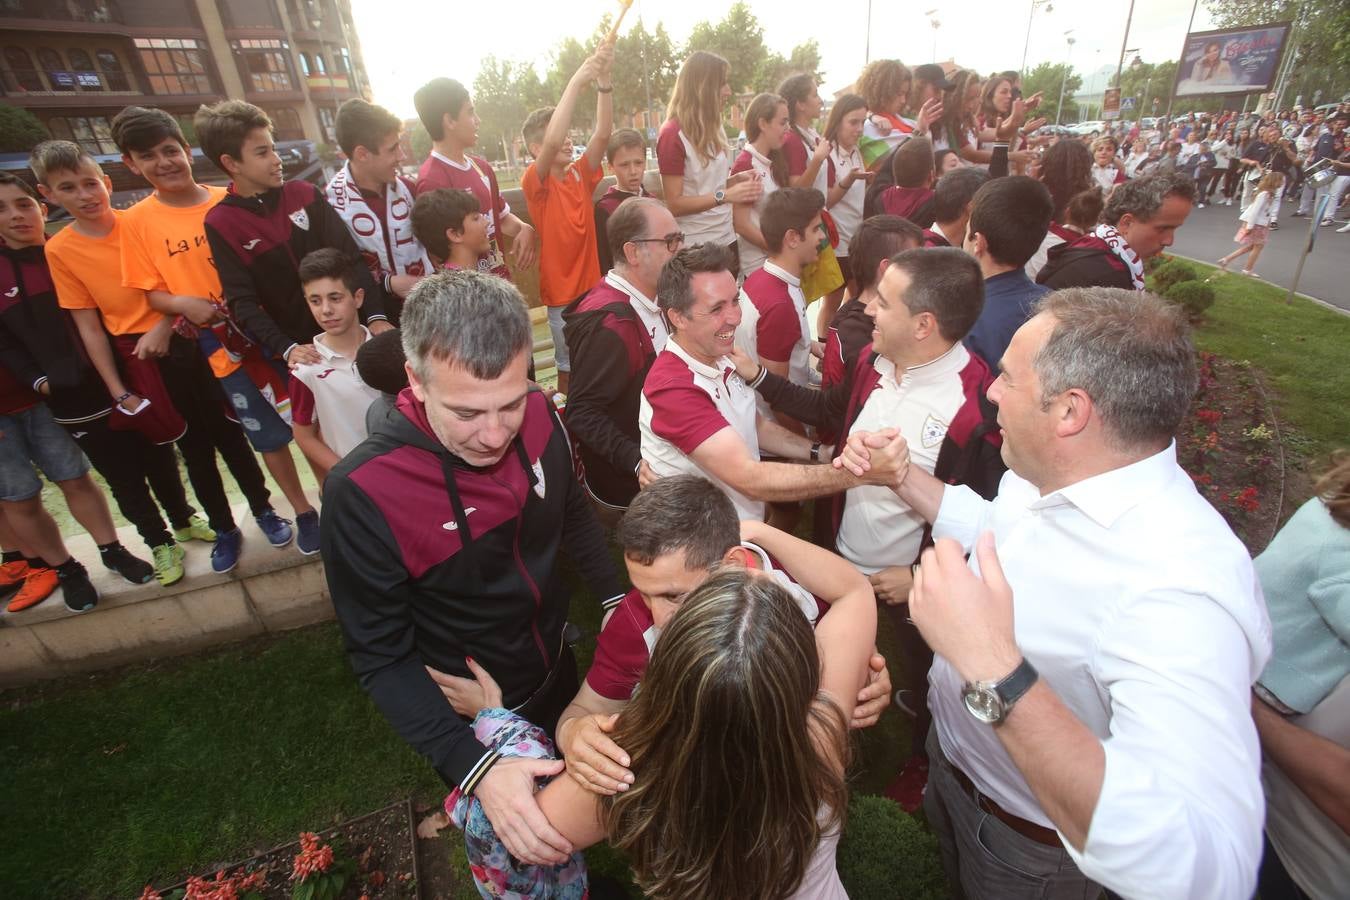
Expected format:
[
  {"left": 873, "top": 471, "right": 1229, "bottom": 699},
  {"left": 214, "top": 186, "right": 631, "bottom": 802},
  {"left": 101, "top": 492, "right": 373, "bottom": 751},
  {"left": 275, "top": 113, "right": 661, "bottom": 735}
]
[
  {"left": 0, "top": 558, "right": 28, "bottom": 590},
  {"left": 7, "top": 566, "right": 59, "bottom": 612}
]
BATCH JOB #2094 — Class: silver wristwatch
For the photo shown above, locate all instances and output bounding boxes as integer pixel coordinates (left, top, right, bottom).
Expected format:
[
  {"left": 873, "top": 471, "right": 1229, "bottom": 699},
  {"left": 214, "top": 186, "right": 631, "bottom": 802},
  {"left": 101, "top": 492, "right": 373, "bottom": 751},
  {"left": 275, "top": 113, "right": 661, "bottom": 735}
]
[{"left": 961, "top": 658, "right": 1038, "bottom": 725}]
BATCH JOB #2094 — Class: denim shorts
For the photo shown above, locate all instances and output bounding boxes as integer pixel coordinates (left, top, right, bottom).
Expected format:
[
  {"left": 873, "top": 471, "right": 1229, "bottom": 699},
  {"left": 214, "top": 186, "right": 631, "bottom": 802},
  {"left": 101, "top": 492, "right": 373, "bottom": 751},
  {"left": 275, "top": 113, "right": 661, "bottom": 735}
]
[
  {"left": 0, "top": 404, "right": 91, "bottom": 501},
  {"left": 217, "top": 366, "right": 293, "bottom": 454}
]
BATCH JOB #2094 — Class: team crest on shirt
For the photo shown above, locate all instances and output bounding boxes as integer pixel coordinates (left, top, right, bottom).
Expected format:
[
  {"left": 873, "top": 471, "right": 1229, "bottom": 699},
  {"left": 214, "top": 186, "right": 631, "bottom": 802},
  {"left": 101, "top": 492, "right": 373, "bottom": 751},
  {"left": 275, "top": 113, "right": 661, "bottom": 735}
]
[
  {"left": 289, "top": 208, "right": 310, "bottom": 231},
  {"left": 531, "top": 458, "right": 547, "bottom": 498},
  {"left": 921, "top": 414, "right": 949, "bottom": 449}
]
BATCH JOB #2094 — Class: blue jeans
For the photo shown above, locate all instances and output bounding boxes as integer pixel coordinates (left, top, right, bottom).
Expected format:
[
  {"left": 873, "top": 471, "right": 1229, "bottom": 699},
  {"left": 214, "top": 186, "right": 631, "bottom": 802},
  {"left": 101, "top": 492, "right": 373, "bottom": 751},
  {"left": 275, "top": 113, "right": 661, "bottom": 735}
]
[
  {"left": 923, "top": 726, "right": 1103, "bottom": 900},
  {"left": 216, "top": 365, "right": 293, "bottom": 453},
  {"left": 0, "top": 403, "right": 89, "bottom": 501}
]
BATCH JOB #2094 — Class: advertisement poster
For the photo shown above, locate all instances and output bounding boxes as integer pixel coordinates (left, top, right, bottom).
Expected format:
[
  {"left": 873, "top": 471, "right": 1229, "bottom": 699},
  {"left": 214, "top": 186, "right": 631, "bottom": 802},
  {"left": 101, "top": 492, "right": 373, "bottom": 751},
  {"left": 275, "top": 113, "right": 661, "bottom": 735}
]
[
  {"left": 1173, "top": 23, "right": 1291, "bottom": 97},
  {"left": 1102, "top": 88, "right": 1121, "bottom": 120}
]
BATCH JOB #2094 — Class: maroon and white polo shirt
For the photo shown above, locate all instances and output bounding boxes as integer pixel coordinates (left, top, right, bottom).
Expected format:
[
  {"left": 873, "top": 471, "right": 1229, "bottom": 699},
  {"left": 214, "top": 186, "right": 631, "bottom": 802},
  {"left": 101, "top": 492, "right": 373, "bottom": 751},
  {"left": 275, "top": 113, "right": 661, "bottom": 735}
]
[
  {"left": 639, "top": 337, "right": 763, "bottom": 521},
  {"left": 735, "top": 260, "right": 812, "bottom": 419}
]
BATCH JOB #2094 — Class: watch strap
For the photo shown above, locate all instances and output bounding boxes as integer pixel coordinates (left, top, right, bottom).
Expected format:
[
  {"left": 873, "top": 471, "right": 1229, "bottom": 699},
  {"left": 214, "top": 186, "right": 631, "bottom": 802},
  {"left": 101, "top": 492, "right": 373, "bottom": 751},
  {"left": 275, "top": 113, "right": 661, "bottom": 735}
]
[{"left": 995, "top": 657, "right": 1039, "bottom": 711}]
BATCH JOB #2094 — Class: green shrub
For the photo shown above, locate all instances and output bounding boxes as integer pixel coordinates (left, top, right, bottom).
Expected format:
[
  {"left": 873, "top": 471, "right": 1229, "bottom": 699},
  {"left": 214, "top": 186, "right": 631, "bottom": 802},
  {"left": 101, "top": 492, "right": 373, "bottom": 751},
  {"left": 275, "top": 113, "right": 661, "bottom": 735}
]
[
  {"left": 0, "top": 105, "right": 47, "bottom": 154},
  {"left": 1165, "top": 278, "right": 1216, "bottom": 321},
  {"left": 1147, "top": 257, "right": 1200, "bottom": 295},
  {"left": 839, "top": 794, "right": 948, "bottom": 900}
]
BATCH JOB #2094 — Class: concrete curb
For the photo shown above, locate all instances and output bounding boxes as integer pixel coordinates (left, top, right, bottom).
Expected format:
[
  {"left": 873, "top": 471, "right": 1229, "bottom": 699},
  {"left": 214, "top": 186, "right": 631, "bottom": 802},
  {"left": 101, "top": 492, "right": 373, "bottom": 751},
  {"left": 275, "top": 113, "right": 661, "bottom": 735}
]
[{"left": 1170, "top": 253, "right": 1350, "bottom": 318}]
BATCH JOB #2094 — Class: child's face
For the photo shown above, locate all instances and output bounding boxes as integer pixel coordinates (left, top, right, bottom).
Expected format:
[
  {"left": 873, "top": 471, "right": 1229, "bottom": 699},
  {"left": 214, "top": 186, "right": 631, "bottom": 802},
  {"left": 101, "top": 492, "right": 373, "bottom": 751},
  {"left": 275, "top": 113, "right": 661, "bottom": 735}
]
[
  {"left": 0, "top": 183, "right": 47, "bottom": 248},
  {"left": 837, "top": 108, "right": 866, "bottom": 151},
  {"left": 38, "top": 158, "right": 112, "bottom": 223},
  {"left": 791, "top": 213, "right": 826, "bottom": 266},
  {"left": 444, "top": 100, "right": 480, "bottom": 148},
  {"left": 450, "top": 210, "right": 490, "bottom": 256},
  {"left": 303, "top": 275, "right": 363, "bottom": 335},
  {"left": 230, "top": 126, "right": 283, "bottom": 191},
  {"left": 610, "top": 144, "right": 646, "bottom": 193},
  {"left": 123, "top": 137, "right": 196, "bottom": 195},
  {"left": 940, "top": 151, "right": 963, "bottom": 173}
]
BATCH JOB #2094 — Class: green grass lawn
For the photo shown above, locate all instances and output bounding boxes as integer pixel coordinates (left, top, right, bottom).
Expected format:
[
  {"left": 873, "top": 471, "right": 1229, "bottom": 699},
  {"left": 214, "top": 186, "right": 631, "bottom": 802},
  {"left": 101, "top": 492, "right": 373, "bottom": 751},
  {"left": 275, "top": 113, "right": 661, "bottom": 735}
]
[{"left": 6, "top": 267, "right": 1345, "bottom": 897}]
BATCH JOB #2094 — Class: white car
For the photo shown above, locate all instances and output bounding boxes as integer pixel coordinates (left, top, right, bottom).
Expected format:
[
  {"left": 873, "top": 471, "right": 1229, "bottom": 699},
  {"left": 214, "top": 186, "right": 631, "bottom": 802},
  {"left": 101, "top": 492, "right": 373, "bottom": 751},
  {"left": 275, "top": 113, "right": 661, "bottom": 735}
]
[{"left": 1072, "top": 120, "right": 1107, "bottom": 137}]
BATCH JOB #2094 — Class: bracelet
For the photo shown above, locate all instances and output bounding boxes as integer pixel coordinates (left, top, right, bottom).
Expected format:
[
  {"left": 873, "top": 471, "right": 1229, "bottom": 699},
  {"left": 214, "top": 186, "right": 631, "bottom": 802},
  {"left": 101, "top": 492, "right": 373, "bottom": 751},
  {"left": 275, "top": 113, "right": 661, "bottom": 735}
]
[
  {"left": 115, "top": 391, "right": 131, "bottom": 403},
  {"left": 810, "top": 441, "right": 822, "bottom": 463},
  {"left": 595, "top": 84, "right": 613, "bottom": 93},
  {"left": 746, "top": 366, "right": 768, "bottom": 389}
]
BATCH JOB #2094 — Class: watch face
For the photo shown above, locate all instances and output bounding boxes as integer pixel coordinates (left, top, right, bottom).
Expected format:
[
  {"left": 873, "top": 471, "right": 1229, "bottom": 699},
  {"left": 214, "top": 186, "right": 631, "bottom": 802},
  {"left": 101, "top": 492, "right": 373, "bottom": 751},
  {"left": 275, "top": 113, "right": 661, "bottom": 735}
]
[{"left": 963, "top": 686, "right": 1004, "bottom": 724}]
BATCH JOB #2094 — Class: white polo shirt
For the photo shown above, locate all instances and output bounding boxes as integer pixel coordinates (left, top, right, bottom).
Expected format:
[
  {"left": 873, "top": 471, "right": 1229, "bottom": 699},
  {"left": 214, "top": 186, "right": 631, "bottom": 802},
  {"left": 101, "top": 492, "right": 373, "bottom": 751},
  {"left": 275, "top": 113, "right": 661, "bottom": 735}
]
[
  {"left": 605, "top": 270, "right": 668, "bottom": 353},
  {"left": 639, "top": 337, "right": 763, "bottom": 521},
  {"left": 730, "top": 143, "right": 781, "bottom": 276},
  {"left": 288, "top": 326, "right": 383, "bottom": 458},
  {"left": 735, "top": 261, "right": 812, "bottom": 419},
  {"left": 836, "top": 344, "right": 970, "bottom": 573}
]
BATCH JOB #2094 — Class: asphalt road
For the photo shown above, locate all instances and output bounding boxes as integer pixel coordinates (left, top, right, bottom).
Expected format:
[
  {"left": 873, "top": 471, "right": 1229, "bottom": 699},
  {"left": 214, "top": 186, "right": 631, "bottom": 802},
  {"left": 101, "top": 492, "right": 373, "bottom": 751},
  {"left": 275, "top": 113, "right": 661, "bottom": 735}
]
[{"left": 1168, "top": 194, "right": 1350, "bottom": 312}]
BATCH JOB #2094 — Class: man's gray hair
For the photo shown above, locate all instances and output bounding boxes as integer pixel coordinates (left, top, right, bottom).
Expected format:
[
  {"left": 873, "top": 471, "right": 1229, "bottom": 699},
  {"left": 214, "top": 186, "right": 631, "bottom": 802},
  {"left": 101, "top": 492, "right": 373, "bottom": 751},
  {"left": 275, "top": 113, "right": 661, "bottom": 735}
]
[
  {"left": 1033, "top": 288, "right": 1197, "bottom": 451},
  {"left": 400, "top": 270, "right": 533, "bottom": 381},
  {"left": 1103, "top": 172, "right": 1196, "bottom": 225}
]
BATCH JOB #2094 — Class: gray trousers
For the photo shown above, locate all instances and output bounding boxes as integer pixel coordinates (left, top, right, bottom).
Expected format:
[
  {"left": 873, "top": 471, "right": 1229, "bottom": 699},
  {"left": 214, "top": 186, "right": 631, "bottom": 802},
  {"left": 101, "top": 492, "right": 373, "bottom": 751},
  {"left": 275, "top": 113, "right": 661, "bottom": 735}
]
[{"left": 923, "top": 726, "right": 1104, "bottom": 900}]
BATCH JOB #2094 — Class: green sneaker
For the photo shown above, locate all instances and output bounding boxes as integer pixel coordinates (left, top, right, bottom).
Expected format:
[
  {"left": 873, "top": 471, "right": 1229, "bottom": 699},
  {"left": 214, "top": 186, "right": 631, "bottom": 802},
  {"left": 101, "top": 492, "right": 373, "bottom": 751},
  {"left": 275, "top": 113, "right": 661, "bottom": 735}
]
[
  {"left": 152, "top": 543, "right": 186, "bottom": 587},
  {"left": 173, "top": 514, "right": 217, "bottom": 544}
]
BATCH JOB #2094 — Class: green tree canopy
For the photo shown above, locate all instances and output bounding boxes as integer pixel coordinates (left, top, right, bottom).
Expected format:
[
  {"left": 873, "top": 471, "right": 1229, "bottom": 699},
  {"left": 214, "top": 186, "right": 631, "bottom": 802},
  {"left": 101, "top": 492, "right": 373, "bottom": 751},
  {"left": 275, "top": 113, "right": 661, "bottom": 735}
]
[
  {"left": 1023, "top": 61, "right": 1082, "bottom": 124},
  {"left": 0, "top": 106, "right": 47, "bottom": 154},
  {"left": 685, "top": 1, "right": 768, "bottom": 93},
  {"left": 472, "top": 55, "right": 549, "bottom": 161}
]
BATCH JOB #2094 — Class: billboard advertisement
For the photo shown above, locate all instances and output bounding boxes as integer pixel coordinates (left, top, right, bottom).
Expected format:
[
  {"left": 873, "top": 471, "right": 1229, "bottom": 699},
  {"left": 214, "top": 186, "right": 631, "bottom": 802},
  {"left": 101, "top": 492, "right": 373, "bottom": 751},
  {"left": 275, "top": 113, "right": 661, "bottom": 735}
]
[
  {"left": 1173, "top": 23, "right": 1292, "bottom": 97},
  {"left": 1102, "top": 88, "right": 1121, "bottom": 120}
]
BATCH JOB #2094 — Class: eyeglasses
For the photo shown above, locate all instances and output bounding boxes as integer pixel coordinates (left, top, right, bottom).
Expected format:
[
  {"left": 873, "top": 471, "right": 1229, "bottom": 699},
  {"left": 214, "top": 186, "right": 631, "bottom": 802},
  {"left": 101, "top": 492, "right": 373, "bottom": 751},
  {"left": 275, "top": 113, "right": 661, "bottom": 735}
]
[{"left": 629, "top": 232, "right": 685, "bottom": 252}]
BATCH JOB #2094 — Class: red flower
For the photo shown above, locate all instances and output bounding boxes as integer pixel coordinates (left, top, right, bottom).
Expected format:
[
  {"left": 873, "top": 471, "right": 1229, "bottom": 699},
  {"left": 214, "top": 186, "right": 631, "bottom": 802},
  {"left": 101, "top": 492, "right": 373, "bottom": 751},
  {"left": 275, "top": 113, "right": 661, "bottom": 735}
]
[
  {"left": 292, "top": 832, "right": 336, "bottom": 882},
  {"left": 139, "top": 888, "right": 163, "bottom": 900},
  {"left": 1194, "top": 409, "right": 1222, "bottom": 425},
  {"left": 1232, "top": 486, "right": 1259, "bottom": 513},
  {"left": 1191, "top": 473, "right": 1213, "bottom": 485}
]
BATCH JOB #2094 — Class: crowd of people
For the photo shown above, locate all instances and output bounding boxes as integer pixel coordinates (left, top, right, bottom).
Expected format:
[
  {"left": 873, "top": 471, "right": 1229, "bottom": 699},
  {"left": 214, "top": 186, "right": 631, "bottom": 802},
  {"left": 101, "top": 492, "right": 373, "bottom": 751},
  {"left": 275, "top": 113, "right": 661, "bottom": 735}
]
[{"left": 2, "top": 30, "right": 1346, "bottom": 900}]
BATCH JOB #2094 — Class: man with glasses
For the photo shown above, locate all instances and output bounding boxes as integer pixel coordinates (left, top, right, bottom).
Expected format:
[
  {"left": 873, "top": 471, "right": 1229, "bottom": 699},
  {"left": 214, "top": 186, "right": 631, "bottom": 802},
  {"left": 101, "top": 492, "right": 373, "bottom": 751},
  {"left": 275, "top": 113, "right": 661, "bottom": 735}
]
[{"left": 562, "top": 198, "right": 682, "bottom": 512}]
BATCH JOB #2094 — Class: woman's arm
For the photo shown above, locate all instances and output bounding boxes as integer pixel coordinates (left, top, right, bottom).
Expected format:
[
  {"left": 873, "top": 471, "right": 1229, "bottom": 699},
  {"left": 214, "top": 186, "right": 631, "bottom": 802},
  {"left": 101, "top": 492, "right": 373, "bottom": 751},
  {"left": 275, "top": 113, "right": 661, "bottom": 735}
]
[
  {"left": 733, "top": 200, "right": 767, "bottom": 250},
  {"left": 536, "top": 761, "right": 609, "bottom": 848}
]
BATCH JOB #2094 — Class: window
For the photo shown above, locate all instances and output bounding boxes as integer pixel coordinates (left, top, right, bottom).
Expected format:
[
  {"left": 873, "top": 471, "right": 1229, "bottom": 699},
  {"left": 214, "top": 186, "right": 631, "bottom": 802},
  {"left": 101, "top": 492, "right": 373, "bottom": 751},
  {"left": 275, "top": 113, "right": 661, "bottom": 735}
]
[
  {"left": 96, "top": 48, "right": 130, "bottom": 91},
  {"left": 298, "top": 52, "right": 311, "bottom": 77},
  {"left": 337, "top": 48, "right": 351, "bottom": 75},
  {"left": 135, "top": 38, "right": 212, "bottom": 95},
  {"left": 3, "top": 47, "right": 44, "bottom": 93},
  {"left": 63, "top": 48, "right": 102, "bottom": 91},
  {"left": 312, "top": 53, "right": 326, "bottom": 75},
  {"left": 47, "top": 115, "right": 118, "bottom": 154},
  {"left": 270, "top": 106, "right": 303, "bottom": 141},
  {"left": 318, "top": 105, "right": 334, "bottom": 141},
  {"left": 232, "top": 39, "right": 294, "bottom": 93},
  {"left": 36, "top": 47, "right": 75, "bottom": 91}
]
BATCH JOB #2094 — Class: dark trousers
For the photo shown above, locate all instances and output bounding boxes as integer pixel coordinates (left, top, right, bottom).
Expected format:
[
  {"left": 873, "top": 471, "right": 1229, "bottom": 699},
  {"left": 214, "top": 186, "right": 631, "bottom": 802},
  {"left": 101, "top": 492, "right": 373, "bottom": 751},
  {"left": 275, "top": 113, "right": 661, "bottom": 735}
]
[
  {"left": 1222, "top": 166, "right": 1244, "bottom": 199},
  {"left": 1258, "top": 834, "right": 1312, "bottom": 900},
  {"left": 514, "top": 644, "right": 579, "bottom": 744},
  {"left": 885, "top": 600, "right": 934, "bottom": 757},
  {"left": 66, "top": 414, "right": 192, "bottom": 548},
  {"left": 158, "top": 334, "right": 271, "bottom": 533}
]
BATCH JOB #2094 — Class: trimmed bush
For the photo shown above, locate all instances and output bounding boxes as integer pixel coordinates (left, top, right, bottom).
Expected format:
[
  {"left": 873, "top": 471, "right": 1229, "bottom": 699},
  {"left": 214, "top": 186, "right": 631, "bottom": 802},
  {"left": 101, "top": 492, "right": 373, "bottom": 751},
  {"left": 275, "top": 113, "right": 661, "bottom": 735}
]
[
  {"left": 0, "top": 105, "right": 46, "bottom": 154},
  {"left": 839, "top": 794, "right": 948, "bottom": 900},
  {"left": 1165, "top": 279, "right": 1216, "bottom": 321},
  {"left": 1147, "top": 257, "right": 1200, "bottom": 296}
]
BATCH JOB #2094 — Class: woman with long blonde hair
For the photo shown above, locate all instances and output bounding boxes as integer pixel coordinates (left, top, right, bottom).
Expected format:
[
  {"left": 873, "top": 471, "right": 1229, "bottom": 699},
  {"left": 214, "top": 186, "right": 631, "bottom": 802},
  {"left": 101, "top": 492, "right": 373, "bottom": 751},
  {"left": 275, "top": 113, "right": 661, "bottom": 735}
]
[{"left": 658, "top": 51, "right": 762, "bottom": 267}]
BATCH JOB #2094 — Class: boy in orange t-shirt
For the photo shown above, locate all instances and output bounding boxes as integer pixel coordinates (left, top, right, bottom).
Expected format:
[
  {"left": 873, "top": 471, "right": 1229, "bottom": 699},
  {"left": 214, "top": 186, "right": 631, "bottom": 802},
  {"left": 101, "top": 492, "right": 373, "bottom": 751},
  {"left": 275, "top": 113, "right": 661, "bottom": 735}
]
[
  {"left": 520, "top": 39, "right": 614, "bottom": 395},
  {"left": 111, "top": 106, "right": 316, "bottom": 570}
]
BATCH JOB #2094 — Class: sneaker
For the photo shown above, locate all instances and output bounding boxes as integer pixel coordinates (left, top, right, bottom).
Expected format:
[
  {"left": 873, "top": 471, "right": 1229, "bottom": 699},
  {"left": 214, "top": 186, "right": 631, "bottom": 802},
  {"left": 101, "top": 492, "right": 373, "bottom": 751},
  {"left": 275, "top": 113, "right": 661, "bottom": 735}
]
[
  {"left": 883, "top": 755, "right": 930, "bottom": 813},
  {"left": 101, "top": 543, "right": 153, "bottom": 585},
  {"left": 1197, "top": 202, "right": 1206, "bottom": 209},
  {"left": 1268, "top": 221, "right": 1280, "bottom": 230},
  {"left": 211, "top": 528, "right": 243, "bottom": 574},
  {"left": 295, "top": 509, "right": 320, "bottom": 556},
  {"left": 151, "top": 543, "right": 186, "bottom": 587},
  {"left": 892, "top": 688, "right": 920, "bottom": 718},
  {"left": 1292, "top": 211, "right": 1310, "bottom": 218},
  {"left": 1322, "top": 218, "right": 1336, "bottom": 227},
  {"left": 0, "top": 558, "right": 29, "bottom": 593},
  {"left": 255, "top": 510, "right": 294, "bottom": 549},
  {"left": 58, "top": 561, "right": 98, "bottom": 612},
  {"left": 1339, "top": 222, "right": 1350, "bottom": 233},
  {"left": 173, "top": 514, "right": 217, "bottom": 544},
  {"left": 6, "top": 566, "right": 59, "bottom": 612}
]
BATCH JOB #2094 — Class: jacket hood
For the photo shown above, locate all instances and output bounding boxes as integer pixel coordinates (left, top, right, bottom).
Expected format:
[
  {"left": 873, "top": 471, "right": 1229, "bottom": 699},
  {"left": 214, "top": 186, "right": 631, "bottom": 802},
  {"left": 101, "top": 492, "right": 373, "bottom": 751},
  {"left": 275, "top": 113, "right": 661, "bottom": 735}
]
[
  {"left": 368, "top": 386, "right": 451, "bottom": 456},
  {"left": 1037, "top": 240, "right": 1118, "bottom": 282}
]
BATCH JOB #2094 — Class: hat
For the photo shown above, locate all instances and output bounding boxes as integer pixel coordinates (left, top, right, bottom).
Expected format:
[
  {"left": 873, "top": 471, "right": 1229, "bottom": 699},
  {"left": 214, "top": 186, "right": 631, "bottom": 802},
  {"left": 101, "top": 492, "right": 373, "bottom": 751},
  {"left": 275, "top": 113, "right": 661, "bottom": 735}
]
[{"left": 913, "top": 64, "right": 954, "bottom": 90}]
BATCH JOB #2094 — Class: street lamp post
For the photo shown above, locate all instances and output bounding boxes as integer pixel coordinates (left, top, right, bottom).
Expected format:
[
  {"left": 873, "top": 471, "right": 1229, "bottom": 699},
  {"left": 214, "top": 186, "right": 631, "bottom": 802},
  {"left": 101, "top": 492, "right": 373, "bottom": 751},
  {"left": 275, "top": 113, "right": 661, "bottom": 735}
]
[
  {"left": 1020, "top": 0, "right": 1052, "bottom": 75},
  {"left": 1056, "top": 33, "right": 1075, "bottom": 126}
]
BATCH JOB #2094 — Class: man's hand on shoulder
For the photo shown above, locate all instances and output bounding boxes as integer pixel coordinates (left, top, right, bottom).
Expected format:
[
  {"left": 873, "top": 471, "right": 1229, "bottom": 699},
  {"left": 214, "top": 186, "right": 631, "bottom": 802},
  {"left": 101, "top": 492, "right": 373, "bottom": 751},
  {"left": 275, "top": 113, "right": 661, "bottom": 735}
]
[
  {"left": 559, "top": 712, "right": 634, "bottom": 796},
  {"left": 474, "top": 757, "right": 572, "bottom": 866}
]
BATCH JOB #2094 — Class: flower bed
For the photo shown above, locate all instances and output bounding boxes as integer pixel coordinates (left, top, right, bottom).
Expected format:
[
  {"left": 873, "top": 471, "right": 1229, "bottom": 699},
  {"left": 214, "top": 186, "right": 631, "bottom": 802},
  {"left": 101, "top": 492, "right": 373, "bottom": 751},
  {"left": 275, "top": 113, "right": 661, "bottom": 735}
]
[
  {"left": 139, "top": 801, "right": 418, "bottom": 900},
  {"left": 1178, "top": 351, "right": 1287, "bottom": 553}
]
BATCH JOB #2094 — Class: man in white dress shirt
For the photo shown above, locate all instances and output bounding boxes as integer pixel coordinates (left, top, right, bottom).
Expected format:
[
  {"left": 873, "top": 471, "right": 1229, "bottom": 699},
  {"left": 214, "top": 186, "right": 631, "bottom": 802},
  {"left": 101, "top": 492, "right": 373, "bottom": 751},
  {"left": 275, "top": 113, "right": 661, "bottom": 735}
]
[{"left": 840, "top": 287, "right": 1271, "bottom": 899}]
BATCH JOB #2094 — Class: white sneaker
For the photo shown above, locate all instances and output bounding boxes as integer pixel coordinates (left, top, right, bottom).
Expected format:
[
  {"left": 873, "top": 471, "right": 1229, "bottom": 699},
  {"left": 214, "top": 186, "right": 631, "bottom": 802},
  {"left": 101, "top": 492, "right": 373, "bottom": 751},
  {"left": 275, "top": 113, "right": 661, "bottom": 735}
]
[
  {"left": 1197, "top": 202, "right": 1206, "bottom": 209},
  {"left": 1339, "top": 222, "right": 1350, "bottom": 233},
  {"left": 1321, "top": 219, "right": 1335, "bottom": 227}
]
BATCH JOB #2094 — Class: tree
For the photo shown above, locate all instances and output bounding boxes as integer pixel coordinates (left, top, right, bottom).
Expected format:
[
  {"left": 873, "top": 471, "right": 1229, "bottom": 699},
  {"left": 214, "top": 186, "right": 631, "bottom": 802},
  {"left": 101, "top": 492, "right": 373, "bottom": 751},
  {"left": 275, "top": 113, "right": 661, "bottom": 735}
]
[
  {"left": 472, "top": 56, "right": 549, "bottom": 162},
  {"left": 1204, "top": 0, "right": 1350, "bottom": 104},
  {"left": 0, "top": 106, "right": 47, "bottom": 154},
  {"left": 1117, "top": 60, "right": 1177, "bottom": 118},
  {"left": 1023, "top": 61, "right": 1081, "bottom": 124},
  {"left": 685, "top": 1, "right": 768, "bottom": 92},
  {"left": 755, "top": 40, "right": 825, "bottom": 94},
  {"left": 614, "top": 20, "right": 680, "bottom": 125}
]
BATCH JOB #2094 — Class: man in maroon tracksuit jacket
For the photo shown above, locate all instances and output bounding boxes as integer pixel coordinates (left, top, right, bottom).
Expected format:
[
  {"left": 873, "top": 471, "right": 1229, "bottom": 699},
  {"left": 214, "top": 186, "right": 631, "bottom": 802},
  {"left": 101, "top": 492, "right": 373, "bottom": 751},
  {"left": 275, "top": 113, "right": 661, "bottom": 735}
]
[
  {"left": 562, "top": 197, "right": 680, "bottom": 510},
  {"left": 321, "top": 271, "right": 621, "bottom": 869}
]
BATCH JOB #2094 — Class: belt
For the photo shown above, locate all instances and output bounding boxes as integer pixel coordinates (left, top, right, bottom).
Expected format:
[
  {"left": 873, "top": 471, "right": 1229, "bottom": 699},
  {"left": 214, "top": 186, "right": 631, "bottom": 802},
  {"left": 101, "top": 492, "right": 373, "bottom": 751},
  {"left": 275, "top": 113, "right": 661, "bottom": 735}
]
[{"left": 949, "top": 763, "right": 1062, "bottom": 847}]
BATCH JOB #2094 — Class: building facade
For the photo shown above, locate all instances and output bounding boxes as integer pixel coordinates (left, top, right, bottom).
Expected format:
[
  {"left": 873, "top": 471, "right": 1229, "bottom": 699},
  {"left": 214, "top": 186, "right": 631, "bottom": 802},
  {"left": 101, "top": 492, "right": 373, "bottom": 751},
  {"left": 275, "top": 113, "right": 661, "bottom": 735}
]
[{"left": 0, "top": 0, "right": 370, "bottom": 151}]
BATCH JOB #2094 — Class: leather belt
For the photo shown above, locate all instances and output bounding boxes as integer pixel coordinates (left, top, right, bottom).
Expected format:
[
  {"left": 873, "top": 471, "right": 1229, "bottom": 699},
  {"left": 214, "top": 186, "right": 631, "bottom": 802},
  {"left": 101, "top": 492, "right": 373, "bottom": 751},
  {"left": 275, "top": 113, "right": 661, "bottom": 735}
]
[{"left": 949, "top": 763, "right": 1062, "bottom": 847}]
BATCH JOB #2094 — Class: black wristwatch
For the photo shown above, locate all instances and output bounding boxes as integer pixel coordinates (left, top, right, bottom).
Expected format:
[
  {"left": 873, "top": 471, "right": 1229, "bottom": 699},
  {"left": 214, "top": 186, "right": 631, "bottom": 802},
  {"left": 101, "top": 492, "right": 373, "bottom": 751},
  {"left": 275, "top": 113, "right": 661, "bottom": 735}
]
[
  {"left": 810, "top": 441, "right": 822, "bottom": 462},
  {"left": 961, "top": 658, "right": 1038, "bottom": 726}
]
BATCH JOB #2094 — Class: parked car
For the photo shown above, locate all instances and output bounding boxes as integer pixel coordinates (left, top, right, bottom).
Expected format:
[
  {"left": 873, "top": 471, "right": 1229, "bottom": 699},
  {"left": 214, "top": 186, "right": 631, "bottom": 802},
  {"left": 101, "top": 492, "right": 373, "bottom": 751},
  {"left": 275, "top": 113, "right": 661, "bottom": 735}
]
[{"left": 1071, "top": 120, "right": 1107, "bottom": 136}]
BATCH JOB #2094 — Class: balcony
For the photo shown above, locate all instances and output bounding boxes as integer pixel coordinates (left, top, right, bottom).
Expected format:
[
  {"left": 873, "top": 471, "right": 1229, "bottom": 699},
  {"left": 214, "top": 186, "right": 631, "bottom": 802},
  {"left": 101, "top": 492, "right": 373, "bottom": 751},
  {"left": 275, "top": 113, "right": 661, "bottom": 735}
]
[
  {"left": 304, "top": 72, "right": 350, "bottom": 92},
  {"left": 0, "top": 0, "right": 122, "bottom": 25}
]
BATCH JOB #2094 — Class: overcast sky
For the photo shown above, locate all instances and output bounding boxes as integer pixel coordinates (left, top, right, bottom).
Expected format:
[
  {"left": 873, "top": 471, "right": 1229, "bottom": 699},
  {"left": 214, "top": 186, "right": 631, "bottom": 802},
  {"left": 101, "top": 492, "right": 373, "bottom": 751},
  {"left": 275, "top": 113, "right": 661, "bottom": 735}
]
[{"left": 350, "top": 0, "right": 1219, "bottom": 117}]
